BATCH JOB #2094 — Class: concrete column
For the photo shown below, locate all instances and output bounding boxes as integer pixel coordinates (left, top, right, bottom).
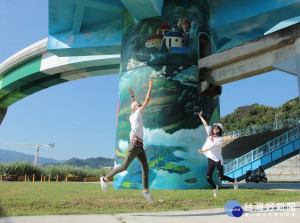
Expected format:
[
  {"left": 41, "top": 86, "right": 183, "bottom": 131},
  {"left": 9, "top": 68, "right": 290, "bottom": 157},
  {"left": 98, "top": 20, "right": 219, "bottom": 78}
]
[
  {"left": 296, "top": 54, "right": 300, "bottom": 100},
  {"left": 114, "top": 0, "right": 221, "bottom": 190}
]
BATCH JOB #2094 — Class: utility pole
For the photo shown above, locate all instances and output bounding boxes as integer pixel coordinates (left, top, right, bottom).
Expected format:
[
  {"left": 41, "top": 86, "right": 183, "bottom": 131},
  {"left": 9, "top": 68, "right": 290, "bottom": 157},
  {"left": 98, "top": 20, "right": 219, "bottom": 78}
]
[{"left": 275, "top": 111, "right": 278, "bottom": 130}]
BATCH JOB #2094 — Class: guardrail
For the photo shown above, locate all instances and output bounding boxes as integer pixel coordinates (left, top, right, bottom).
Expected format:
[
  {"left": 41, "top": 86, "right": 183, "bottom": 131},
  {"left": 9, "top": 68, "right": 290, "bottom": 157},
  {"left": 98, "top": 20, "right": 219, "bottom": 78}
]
[
  {"left": 223, "top": 117, "right": 299, "bottom": 138},
  {"left": 224, "top": 125, "right": 300, "bottom": 174}
]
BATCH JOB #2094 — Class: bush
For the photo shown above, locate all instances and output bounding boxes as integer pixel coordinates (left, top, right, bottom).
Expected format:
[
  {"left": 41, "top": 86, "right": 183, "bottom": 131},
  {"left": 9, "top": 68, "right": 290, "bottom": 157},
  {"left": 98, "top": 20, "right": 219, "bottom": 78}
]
[
  {"left": 0, "top": 161, "right": 41, "bottom": 177},
  {"left": 0, "top": 161, "right": 110, "bottom": 181}
]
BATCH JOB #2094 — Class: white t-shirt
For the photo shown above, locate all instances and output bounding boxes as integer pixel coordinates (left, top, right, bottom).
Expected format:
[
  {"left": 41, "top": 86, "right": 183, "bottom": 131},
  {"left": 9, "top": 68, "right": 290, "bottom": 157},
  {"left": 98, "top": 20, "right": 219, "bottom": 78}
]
[
  {"left": 129, "top": 108, "right": 143, "bottom": 140},
  {"left": 202, "top": 126, "right": 224, "bottom": 165}
]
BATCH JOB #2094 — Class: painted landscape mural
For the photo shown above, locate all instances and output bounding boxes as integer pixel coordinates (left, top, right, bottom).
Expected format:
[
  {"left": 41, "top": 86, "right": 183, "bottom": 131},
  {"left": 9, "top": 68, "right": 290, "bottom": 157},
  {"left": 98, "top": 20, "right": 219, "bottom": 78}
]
[{"left": 114, "top": 0, "right": 221, "bottom": 189}]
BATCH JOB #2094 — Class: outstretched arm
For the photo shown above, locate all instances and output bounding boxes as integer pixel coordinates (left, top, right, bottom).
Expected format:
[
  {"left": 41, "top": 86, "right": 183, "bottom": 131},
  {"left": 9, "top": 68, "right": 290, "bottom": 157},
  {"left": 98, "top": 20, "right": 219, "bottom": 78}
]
[
  {"left": 128, "top": 88, "right": 135, "bottom": 103},
  {"left": 140, "top": 78, "right": 153, "bottom": 112},
  {"left": 198, "top": 111, "right": 208, "bottom": 126},
  {"left": 198, "top": 148, "right": 210, "bottom": 153},
  {"left": 198, "top": 138, "right": 223, "bottom": 154}
]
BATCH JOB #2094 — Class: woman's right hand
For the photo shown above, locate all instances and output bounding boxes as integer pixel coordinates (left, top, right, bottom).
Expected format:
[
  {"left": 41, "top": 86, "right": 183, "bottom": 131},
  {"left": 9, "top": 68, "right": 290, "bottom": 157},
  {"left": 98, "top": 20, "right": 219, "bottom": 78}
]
[
  {"left": 128, "top": 88, "right": 134, "bottom": 96},
  {"left": 198, "top": 111, "right": 203, "bottom": 117},
  {"left": 198, "top": 110, "right": 208, "bottom": 126}
]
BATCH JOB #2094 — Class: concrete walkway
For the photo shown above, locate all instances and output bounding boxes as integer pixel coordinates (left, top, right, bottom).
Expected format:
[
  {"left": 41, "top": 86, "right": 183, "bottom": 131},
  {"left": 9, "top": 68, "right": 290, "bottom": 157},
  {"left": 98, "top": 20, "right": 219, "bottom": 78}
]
[
  {"left": 1, "top": 202, "right": 299, "bottom": 223},
  {"left": 222, "top": 182, "right": 300, "bottom": 191}
]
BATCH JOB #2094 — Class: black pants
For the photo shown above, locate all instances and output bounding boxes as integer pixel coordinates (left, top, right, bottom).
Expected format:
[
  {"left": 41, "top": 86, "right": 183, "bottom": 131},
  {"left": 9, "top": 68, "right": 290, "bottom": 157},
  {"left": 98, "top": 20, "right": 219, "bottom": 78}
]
[
  {"left": 206, "top": 158, "right": 234, "bottom": 189},
  {"left": 106, "top": 142, "right": 149, "bottom": 189}
]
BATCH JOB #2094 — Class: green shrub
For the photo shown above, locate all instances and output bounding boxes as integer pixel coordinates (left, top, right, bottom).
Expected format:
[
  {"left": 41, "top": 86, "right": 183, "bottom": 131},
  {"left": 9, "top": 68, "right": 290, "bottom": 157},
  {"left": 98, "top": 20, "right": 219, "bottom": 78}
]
[
  {"left": 0, "top": 161, "right": 110, "bottom": 181},
  {"left": 0, "top": 161, "right": 41, "bottom": 177}
]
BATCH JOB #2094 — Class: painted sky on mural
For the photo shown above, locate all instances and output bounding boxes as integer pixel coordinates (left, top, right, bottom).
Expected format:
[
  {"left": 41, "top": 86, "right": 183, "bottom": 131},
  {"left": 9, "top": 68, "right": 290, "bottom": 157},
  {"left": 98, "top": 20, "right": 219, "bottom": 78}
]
[{"left": 0, "top": 0, "right": 298, "bottom": 160}]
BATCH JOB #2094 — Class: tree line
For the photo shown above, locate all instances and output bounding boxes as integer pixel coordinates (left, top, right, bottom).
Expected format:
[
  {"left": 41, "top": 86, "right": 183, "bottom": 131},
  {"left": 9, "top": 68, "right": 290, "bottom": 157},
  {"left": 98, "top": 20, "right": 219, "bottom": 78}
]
[{"left": 220, "top": 97, "right": 299, "bottom": 132}]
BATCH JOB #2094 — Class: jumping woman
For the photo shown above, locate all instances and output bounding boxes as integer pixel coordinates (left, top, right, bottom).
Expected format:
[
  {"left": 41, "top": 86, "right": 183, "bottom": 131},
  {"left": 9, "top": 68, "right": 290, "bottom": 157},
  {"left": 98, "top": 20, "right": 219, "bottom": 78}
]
[
  {"left": 100, "top": 78, "right": 153, "bottom": 203},
  {"left": 198, "top": 111, "right": 238, "bottom": 197}
]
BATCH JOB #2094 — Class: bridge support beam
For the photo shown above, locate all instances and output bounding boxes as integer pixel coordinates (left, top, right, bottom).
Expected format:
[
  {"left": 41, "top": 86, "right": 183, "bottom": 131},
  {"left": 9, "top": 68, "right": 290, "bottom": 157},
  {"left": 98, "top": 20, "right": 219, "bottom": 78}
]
[
  {"left": 198, "top": 23, "right": 300, "bottom": 86},
  {"left": 0, "top": 108, "right": 7, "bottom": 126}
]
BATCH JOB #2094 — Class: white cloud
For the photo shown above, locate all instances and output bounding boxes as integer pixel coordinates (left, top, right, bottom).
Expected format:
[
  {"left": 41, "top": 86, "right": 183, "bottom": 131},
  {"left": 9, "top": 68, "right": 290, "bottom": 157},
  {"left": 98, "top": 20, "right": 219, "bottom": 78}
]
[
  {"left": 118, "top": 140, "right": 128, "bottom": 152},
  {"left": 143, "top": 125, "right": 207, "bottom": 148}
]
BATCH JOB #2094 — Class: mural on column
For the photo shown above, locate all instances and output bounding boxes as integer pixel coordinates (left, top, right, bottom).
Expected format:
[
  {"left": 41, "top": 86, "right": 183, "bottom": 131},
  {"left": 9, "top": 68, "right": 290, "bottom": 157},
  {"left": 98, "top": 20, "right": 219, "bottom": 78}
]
[{"left": 114, "top": 0, "right": 220, "bottom": 189}]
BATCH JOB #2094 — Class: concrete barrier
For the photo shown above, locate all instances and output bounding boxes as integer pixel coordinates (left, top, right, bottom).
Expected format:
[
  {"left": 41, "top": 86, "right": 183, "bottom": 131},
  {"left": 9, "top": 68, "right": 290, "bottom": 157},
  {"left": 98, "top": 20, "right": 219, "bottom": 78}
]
[{"left": 265, "top": 154, "right": 300, "bottom": 181}]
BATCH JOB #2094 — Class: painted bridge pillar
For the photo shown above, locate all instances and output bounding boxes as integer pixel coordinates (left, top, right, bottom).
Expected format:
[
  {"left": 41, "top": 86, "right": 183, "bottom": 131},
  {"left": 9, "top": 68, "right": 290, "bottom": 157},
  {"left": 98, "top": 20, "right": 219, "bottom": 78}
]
[
  {"left": 296, "top": 54, "right": 300, "bottom": 102},
  {"left": 114, "top": 0, "right": 221, "bottom": 189}
]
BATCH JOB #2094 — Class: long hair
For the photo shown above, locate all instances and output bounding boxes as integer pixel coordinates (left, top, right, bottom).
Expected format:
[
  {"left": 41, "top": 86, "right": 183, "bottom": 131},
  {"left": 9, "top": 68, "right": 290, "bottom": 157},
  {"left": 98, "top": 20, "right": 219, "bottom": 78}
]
[{"left": 209, "top": 125, "right": 223, "bottom": 137}]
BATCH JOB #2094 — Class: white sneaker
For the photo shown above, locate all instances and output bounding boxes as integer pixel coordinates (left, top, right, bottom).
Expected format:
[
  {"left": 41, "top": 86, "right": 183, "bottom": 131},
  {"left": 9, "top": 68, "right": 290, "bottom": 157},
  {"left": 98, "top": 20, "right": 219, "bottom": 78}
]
[
  {"left": 100, "top": 177, "right": 108, "bottom": 192},
  {"left": 142, "top": 190, "right": 153, "bottom": 203},
  {"left": 233, "top": 179, "right": 238, "bottom": 190},
  {"left": 213, "top": 185, "right": 218, "bottom": 198}
]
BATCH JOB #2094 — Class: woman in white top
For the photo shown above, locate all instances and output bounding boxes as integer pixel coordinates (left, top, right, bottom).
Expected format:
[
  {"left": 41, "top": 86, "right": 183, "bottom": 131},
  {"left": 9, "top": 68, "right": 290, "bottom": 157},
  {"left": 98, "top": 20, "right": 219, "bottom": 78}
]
[
  {"left": 198, "top": 111, "right": 238, "bottom": 197},
  {"left": 100, "top": 78, "right": 153, "bottom": 203}
]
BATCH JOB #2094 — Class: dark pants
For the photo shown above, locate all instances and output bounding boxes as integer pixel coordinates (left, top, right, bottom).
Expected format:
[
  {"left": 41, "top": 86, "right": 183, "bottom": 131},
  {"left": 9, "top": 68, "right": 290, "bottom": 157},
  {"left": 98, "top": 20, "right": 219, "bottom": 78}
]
[
  {"left": 206, "top": 158, "right": 234, "bottom": 189},
  {"left": 106, "top": 142, "right": 149, "bottom": 189}
]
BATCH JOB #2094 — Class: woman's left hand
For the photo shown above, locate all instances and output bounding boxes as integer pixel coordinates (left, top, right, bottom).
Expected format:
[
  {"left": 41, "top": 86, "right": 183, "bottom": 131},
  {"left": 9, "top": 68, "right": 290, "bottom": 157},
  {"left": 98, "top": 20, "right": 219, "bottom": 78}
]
[
  {"left": 198, "top": 149, "right": 203, "bottom": 154},
  {"left": 148, "top": 78, "right": 153, "bottom": 86}
]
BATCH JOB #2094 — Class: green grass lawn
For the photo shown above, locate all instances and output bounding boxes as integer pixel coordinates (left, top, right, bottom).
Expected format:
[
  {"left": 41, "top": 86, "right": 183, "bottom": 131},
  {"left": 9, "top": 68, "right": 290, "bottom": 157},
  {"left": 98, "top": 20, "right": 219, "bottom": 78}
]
[{"left": 0, "top": 182, "right": 299, "bottom": 216}]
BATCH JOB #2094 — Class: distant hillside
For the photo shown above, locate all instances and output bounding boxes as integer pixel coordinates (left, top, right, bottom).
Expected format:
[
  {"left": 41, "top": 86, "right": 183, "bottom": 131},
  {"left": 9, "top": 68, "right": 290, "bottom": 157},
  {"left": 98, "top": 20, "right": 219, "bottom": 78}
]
[
  {"left": 0, "top": 148, "right": 114, "bottom": 168},
  {"left": 0, "top": 148, "right": 63, "bottom": 164},
  {"left": 221, "top": 97, "right": 300, "bottom": 132},
  {"left": 64, "top": 157, "right": 114, "bottom": 168}
]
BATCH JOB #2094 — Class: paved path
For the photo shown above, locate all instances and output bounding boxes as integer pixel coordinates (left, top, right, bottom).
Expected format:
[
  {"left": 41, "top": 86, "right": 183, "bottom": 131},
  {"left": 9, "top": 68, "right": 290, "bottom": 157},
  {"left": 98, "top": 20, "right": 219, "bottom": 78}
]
[
  {"left": 222, "top": 182, "right": 300, "bottom": 191},
  {"left": 1, "top": 203, "right": 299, "bottom": 223}
]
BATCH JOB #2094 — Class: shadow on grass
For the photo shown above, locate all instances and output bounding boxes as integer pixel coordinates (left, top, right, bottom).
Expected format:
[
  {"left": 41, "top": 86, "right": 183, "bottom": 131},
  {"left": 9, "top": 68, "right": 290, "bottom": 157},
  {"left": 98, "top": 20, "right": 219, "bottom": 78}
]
[
  {"left": 132, "top": 212, "right": 226, "bottom": 217},
  {"left": 0, "top": 201, "right": 6, "bottom": 217}
]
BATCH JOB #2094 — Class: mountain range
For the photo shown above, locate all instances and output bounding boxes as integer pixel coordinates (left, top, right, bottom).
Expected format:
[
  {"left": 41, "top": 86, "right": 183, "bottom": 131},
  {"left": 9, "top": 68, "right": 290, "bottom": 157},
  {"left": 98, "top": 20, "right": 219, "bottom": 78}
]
[
  {"left": 0, "top": 148, "right": 64, "bottom": 164},
  {"left": 0, "top": 148, "right": 114, "bottom": 167}
]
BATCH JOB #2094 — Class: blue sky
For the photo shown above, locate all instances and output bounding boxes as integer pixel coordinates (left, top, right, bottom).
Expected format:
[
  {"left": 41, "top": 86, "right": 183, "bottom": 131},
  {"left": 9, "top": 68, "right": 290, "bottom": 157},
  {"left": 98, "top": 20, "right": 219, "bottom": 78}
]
[{"left": 0, "top": 0, "right": 298, "bottom": 160}]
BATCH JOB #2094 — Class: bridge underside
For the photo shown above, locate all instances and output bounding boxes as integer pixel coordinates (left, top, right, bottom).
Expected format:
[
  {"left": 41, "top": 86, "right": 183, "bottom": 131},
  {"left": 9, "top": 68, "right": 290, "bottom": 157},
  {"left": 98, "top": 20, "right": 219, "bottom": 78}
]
[
  {"left": 1, "top": 0, "right": 300, "bottom": 112},
  {"left": 0, "top": 39, "right": 120, "bottom": 110},
  {"left": 47, "top": 0, "right": 300, "bottom": 56},
  {"left": 198, "top": 23, "right": 300, "bottom": 86}
]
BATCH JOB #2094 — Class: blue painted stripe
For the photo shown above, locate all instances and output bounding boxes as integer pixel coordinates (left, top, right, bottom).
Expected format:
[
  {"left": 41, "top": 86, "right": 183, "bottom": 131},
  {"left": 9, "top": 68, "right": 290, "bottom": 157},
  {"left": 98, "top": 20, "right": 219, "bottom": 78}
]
[
  {"left": 272, "top": 148, "right": 283, "bottom": 160},
  {"left": 261, "top": 154, "right": 271, "bottom": 165},
  {"left": 283, "top": 143, "right": 293, "bottom": 155}
]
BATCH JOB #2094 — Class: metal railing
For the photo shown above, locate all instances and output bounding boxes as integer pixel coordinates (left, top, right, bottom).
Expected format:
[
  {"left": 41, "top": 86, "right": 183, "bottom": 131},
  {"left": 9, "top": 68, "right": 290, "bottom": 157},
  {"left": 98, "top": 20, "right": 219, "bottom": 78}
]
[
  {"left": 224, "top": 125, "right": 300, "bottom": 174},
  {"left": 223, "top": 117, "right": 299, "bottom": 138}
]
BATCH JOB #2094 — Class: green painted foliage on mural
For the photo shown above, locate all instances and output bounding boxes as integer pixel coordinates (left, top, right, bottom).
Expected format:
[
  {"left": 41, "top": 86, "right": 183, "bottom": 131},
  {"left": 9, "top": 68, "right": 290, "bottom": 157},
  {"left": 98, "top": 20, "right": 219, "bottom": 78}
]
[
  {"left": 185, "top": 177, "right": 197, "bottom": 183},
  {"left": 148, "top": 157, "right": 164, "bottom": 168},
  {"left": 157, "top": 162, "right": 190, "bottom": 174},
  {"left": 115, "top": 149, "right": 127, "bottom": 158},
  {"left": 209, "top": 104, "right": 220, "bottom": 126},
  {"left": 116, "top": 121, "right": 131, "bottom": 140},
  {"left": 121, "top": 181, "right": 132, "bottom": 188}
]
